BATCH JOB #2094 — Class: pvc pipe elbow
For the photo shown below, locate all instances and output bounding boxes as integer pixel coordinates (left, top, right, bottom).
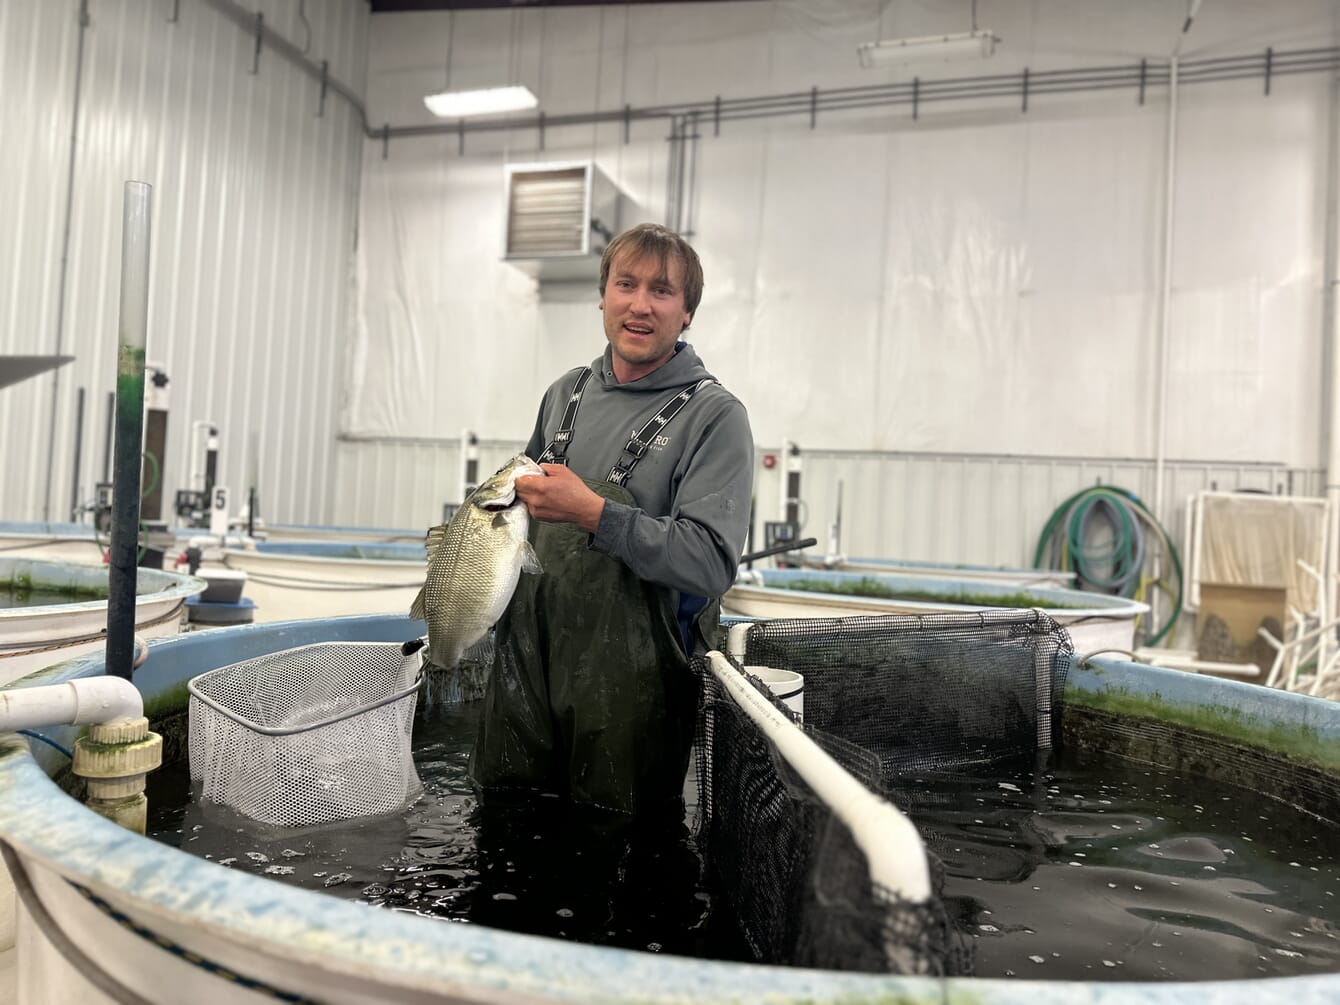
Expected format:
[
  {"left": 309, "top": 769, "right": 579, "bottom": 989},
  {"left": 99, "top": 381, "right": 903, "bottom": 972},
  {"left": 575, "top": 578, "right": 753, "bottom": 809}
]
[{"left": 0, "top": 677, "right": 143, "bottom": 734}]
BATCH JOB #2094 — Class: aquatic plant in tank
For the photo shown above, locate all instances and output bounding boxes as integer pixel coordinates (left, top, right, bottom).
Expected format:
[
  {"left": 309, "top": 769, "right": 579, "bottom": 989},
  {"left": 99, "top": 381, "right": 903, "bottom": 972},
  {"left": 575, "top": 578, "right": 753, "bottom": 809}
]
[{"left": 772, "top": 575, "right": 1093, "bottom": 610}]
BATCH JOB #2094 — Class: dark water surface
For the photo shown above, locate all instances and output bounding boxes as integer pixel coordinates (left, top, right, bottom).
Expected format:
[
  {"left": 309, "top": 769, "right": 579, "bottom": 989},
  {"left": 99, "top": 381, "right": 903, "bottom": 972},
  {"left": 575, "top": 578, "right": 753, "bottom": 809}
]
[
  {"left": 147, "top": 702, "right": 1340, "bottom": 981},
  {"left": 912, "top": 754, "right": 1340, "bottom": 981},
  {"left": 147, "top": 700, "right": 751, "bottom": 962}
]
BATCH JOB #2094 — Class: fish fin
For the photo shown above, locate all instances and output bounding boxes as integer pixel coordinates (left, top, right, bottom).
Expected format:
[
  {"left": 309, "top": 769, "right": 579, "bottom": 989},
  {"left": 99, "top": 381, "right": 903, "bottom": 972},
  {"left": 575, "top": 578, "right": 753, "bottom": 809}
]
[
  {"left": 521, "top": 540, "right": 543, "bottom": 575},
  {"left": 409, "top": 585, "right": 426, "bottom": 621},
  {"left": 424, "top": 524, "right": 447, "bottom": 557}
]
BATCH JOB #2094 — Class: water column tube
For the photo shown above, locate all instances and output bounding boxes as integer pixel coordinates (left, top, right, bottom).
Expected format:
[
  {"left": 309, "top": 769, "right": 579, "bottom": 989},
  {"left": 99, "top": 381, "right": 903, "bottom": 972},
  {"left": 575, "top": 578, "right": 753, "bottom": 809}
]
[{"left": 107, "top": 181, "right": 152, "bottom": 680}]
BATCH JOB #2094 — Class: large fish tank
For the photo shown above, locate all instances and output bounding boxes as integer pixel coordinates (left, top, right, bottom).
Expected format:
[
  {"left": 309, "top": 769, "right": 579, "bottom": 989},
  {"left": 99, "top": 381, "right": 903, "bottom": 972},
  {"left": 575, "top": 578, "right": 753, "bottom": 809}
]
[
  {"left": 0, "top": 612, "right": 1337, "bottom": 1003},
  {"left": 0, "top": 557, "right": 205, "bottom": 686},
  {"left": 218, "top": 541, "right": 424, "bottom": 622},
  {"left": 725, "top": 567, "right": 1150, "bottom": 655}
]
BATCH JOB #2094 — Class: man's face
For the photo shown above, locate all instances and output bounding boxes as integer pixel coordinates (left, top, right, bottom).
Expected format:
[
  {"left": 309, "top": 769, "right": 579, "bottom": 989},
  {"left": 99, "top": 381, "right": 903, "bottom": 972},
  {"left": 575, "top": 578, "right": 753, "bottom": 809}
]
[{"left": 599, "top": 251, "right": 693, "bottom": 383}]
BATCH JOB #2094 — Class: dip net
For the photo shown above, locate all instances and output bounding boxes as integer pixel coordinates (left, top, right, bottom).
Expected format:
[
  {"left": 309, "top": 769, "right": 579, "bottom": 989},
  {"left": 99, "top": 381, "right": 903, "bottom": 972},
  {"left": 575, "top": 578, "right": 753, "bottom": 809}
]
[
  {"left": 694, "top": 609, "right": 1073, "bottom": 976},
  {"left": 188, "top": 640, "right": 425, "bottom": 827}
]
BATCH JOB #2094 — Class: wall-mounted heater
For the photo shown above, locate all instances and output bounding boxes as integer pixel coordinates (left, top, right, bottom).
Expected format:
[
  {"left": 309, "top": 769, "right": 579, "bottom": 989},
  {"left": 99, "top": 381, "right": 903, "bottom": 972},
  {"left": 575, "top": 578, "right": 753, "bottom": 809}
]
[
  {"left": 502, "top": 161, "right": 620, "bottom": 283},
  {"left": 857, "top": 29, "right": 998, "bottom": 69}
]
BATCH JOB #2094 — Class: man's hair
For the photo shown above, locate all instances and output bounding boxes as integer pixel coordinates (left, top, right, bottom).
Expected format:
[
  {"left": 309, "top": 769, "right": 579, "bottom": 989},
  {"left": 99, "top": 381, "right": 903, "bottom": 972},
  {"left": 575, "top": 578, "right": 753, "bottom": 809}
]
[{"left": 599, "top": 223, "right": 704, "bottom": 328}]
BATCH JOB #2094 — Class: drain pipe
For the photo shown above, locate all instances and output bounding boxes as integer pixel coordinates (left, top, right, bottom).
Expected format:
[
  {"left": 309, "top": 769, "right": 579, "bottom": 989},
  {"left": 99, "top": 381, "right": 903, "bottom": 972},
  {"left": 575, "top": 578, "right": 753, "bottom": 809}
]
[
  {"left": 107, "top": 181, "right": 152, "bottom": 681},
  {"left": 1325, "top": 67, "right": 1340, "bottom": 639},
  {"left": 1, "top": 676, "right": 161, "bottom": 834},
  {"left": 1152, "top": 6, "right": 1200, "bottom": 642},
  {"left": 0, "top": 678, "right": 142, "bottom": 733}
]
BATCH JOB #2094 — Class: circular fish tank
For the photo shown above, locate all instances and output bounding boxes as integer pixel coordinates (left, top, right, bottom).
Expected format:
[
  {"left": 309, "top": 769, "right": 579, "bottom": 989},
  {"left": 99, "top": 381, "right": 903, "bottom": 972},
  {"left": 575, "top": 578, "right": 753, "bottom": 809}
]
[
  {"left": 0, "top": 557, "right": 205, "bottom": 686},
  {"left": 796, "top": 554, "right": 1076, "bottom": 589},
  {"left": 724, "top": 568, "right": 1149, "bottom": 655},
  {"left": 218, "top": 541, "right": 424, "bottom": 622},
  {"left": 0, "top": 613, "right": 1337, "bottom": 1002}
]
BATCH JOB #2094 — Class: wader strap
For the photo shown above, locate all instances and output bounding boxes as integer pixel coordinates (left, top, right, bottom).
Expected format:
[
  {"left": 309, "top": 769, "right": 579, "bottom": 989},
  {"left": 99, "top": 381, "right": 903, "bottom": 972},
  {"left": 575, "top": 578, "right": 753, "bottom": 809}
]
[
  {"left": 606, "top": 378, "right": 716, "bottom": 488},
  {"left": 537, "top": 368, "right": 594, "bottom": 466}
]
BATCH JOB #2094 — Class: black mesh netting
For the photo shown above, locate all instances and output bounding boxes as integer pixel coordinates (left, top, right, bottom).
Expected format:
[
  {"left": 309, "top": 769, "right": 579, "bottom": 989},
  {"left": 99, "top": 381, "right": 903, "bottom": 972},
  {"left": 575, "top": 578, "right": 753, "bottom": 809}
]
[{"left": 692, "top": 609, "right": 1073, "bottom": 977}]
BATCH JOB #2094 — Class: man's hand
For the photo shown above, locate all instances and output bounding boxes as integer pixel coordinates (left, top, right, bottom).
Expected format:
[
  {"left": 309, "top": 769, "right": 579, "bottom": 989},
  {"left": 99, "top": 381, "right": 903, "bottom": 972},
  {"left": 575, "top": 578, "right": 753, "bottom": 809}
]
[{"left": 515, "top": 463, "right": 606, "bottom": 533}]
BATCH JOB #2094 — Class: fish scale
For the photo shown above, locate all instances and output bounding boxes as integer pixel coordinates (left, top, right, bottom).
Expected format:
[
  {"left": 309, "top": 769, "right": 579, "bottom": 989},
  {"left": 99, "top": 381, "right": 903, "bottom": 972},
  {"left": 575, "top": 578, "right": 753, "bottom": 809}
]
[{"left": 411, "top": 455, "right": 544, "bottom": 669}]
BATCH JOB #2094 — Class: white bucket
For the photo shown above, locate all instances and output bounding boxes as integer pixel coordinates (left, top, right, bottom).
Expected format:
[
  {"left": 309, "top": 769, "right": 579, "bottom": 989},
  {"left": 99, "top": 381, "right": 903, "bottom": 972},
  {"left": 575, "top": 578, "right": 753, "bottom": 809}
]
[{"left": 745, "top": 666, "right": 804, "bottom": 721}]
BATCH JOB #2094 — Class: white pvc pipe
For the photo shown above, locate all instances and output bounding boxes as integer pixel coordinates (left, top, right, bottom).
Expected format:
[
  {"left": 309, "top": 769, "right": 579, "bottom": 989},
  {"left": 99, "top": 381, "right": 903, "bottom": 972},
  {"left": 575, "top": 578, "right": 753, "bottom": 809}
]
[
  {"left": 0, "top": 677, "right": 143, "bottom": 734},
  {"left": 706, "top": 651, "right": 932, "bottom": 902},
  {"left": 1151, "top": 53, "right": 1180, "bottom": 641},
  {"left": 119, "top": 181, "right": 151, "bottom": 353},
  {"left": 726, "top": 622, "right": 752, "bottom": 662}
]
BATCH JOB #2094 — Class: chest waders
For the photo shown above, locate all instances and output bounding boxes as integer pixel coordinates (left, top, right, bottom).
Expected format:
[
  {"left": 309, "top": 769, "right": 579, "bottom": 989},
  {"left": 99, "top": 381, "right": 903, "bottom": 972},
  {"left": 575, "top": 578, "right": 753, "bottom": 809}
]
[{"left": 468, "top": 371, "right": 719, "bottom": 816}]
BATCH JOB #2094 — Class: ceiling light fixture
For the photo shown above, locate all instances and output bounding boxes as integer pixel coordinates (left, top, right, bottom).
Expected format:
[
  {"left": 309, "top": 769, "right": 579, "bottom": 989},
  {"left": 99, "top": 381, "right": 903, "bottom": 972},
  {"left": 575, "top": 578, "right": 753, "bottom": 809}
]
[
  {"left": 857, "top": 29, "right": 999, "bottom": 69},
  {"left": 424, "top": 84, "right": 538, "bottom": 118}
]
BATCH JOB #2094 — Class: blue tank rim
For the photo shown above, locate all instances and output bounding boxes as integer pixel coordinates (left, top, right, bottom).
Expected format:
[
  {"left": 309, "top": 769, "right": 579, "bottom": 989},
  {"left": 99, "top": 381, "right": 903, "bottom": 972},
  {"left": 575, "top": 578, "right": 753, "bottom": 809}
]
[{"left": 1, "top": 615, "right": 1338, "bottom": 1003}]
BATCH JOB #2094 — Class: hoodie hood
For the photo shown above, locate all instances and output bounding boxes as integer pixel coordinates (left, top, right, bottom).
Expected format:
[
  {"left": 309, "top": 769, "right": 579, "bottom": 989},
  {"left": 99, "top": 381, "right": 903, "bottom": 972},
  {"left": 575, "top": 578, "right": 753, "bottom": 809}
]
[{"left": 591, "top": 342, "right": 714, "bottom": 392}]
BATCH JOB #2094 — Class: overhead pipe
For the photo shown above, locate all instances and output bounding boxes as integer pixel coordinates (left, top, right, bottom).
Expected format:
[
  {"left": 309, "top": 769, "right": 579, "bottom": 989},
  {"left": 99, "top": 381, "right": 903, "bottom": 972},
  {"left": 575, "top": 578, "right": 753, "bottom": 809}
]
[{"left": 378, "top": 46, "right": 1338, "bottom": 146}]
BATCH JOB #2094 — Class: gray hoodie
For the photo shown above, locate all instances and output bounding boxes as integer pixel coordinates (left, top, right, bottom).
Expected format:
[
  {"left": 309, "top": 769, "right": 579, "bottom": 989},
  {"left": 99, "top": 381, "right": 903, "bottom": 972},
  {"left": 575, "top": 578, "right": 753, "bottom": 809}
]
[{"left": 524, "top": 342, "right": 754, "bottom": 599}]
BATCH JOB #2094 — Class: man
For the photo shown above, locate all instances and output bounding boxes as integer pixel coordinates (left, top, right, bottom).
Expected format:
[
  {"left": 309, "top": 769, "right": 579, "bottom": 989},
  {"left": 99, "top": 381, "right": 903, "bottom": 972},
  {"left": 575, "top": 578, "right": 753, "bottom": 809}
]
[{"left": 469, "top": 222, "right": 754, "bottom": 818}]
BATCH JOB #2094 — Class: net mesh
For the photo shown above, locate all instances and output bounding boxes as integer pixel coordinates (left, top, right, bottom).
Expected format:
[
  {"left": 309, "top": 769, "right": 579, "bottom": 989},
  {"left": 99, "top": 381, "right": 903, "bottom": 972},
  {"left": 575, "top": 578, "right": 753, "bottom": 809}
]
[
  {"left": 188, "top": 641, "right": 423, "bottom": 827},
  {"left": 694, "top": 609, "right": 1073, "bottom": 976}
]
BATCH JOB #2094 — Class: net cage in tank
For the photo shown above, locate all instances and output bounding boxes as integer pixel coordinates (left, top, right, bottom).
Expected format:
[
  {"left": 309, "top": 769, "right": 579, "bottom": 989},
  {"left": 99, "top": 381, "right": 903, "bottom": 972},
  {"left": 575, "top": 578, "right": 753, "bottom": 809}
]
[
  {"left": 693, "top": 608, "right": 1074, "bottom": 977},
  {"left": 187, "top": 640, "right": 426, "bottom": 827}
]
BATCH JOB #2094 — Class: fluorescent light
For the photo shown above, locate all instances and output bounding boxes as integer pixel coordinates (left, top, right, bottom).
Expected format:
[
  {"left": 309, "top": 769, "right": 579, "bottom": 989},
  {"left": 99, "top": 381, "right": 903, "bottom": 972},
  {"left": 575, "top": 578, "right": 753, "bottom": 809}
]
[
  {"left": 423, "top": 85, "right": 538, "bottom": 118},
  {"left": 857, "top": 29, "right": 998, "bottom": 69}
]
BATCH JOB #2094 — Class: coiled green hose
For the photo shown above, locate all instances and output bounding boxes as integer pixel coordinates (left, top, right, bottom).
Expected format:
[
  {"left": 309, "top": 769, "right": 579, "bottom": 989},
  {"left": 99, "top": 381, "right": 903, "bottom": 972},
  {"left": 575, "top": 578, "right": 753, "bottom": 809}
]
[{"left": 1033, "top": 484, "right": 1184, "bottom": 646}]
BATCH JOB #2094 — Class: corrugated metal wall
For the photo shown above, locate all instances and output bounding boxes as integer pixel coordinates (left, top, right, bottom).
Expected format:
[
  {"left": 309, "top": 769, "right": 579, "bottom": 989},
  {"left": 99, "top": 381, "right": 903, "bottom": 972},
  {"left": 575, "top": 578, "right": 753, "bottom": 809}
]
[
  {"left": 0, "top": 0, "right": 367, "bottom": 526},
  {"left": 332, "top": 435, "right": 1322, "bottom": 571}
]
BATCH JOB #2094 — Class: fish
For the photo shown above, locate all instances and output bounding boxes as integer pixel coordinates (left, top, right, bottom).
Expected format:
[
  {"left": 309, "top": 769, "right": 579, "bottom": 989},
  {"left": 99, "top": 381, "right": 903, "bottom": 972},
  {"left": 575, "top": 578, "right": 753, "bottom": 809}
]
[{"left": 410, "top": 454, "right": 545, "bottom": 669}]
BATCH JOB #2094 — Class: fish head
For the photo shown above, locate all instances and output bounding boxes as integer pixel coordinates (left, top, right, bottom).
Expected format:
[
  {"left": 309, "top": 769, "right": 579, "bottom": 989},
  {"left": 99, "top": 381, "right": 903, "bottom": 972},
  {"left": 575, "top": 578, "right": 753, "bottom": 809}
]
[{"left": 471, "top": 454, "right": 545, "bottom": 512}]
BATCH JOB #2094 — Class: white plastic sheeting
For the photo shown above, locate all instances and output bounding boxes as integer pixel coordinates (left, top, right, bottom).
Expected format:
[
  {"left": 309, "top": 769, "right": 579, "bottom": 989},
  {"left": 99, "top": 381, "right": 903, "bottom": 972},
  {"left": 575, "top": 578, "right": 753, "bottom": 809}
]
[
  {"left": 0, "top": 0, "right": 368, "bottom": 526},
  {"left": 353, "top": 1, "right": 1335, "bottom": 471}
]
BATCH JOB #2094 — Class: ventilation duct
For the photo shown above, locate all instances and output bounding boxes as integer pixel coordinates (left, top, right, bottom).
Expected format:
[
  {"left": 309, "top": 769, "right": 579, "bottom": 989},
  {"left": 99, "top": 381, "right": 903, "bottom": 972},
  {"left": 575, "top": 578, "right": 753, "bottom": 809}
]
[{"left": 503, "top": 161, "right": 619, "bottom": 282}]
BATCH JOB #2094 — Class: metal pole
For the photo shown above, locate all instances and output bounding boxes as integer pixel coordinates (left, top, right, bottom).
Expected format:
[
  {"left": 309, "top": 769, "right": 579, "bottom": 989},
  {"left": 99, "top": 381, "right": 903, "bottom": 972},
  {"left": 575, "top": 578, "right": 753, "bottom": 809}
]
[
  {"left": 44, "top": 0, "right": 91, "bottom": 521},
  {"left": 106, "top": 182, "right": 152, "bottom": 680},
  {"left": 69, "top": 387, "right": 85, "bottom": 520},
  {"left": 1323, "top": 69, "right": 1340, "bottom": 667},
  {"left": 1151, "top": 54, "right": 1180, "bottom": 642}
]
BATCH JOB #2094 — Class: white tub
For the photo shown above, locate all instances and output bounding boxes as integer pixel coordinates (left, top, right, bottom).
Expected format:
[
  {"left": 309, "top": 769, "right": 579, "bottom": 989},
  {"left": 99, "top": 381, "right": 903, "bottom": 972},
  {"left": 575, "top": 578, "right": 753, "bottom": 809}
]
[
  {"left": 0, "top": 559, "right": 205, "bottom": 686},
  {"left": 725, "top": 569, "right": 1149, "bottom": 657},
  {"left": 219, "top": 541, "right": 424, "bottom": 623},
  {"left": 0, "top": 523, "right": 107, "bottom": 567}
]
